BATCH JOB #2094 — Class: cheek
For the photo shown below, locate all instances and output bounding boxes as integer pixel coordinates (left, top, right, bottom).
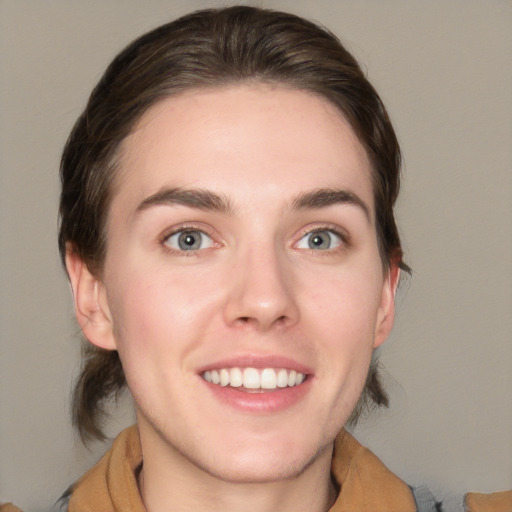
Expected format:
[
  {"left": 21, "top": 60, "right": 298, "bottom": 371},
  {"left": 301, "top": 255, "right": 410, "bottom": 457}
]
[
  {"left": 105, "top": 264, "right": 224, "bottom": 360},
  {"left": 104, "top": 274, "right": 188, "bottom": 407},
  {"left": 303, "top": 266, "right": 383, "bottom": 373},
  {"left": 306, "top": 266, "right": 383, "bottom": 333}
]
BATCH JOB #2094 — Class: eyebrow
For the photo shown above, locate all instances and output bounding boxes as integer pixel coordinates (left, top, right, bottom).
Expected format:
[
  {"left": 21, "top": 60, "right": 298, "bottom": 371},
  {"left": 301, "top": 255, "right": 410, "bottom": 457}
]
[
  {"left": 136, "top": 187, "right": 235, "bottom": 215},
  {"left": 291, "top": 188, "right": 371, "bottom": 221},
  {"left": 135, "top": 186, "right": 370, "bottom": 221}
]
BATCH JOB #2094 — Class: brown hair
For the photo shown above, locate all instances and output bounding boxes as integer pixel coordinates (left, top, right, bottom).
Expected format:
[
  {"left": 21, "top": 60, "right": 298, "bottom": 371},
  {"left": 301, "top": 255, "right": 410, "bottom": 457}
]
[{"left": 59, "top": 6, "right": 404, "bottom": 442}]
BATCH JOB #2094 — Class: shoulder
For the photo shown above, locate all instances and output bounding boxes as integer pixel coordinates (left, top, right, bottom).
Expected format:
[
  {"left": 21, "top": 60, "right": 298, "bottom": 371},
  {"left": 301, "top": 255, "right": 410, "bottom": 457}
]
[
  {"left": 331, "top": 430, "right": 442, "bottom": 512},
  {"left": 0, "top": 505, "right": 24, "bottom": 512}
]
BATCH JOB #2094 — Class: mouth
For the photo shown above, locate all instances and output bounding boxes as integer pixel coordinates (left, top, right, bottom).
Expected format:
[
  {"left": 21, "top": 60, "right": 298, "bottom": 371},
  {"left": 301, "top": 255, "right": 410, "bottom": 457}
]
[{"left": 201, "top": 367, "right": 306, "bottom": 391}]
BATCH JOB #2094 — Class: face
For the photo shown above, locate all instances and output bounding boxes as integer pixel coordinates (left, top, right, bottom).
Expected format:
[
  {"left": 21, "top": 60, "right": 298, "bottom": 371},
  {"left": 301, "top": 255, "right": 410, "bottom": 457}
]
[{"left": 69, "top": 84, "right": 398, "bottom": 484}]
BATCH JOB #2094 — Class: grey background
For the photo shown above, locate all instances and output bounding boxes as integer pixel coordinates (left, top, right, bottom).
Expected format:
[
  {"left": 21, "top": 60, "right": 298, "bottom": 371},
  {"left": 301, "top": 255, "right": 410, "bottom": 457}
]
[{"left": 1, "top": 1, "right": 511, "bottom": 510}]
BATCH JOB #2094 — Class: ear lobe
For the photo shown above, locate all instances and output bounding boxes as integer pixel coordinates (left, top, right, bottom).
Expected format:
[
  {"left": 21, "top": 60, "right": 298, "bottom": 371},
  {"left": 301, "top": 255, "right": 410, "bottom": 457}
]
[
  {"left": 65, "top": 245, "right": 117, "bottom": 351},
  {"left": 373, "top": 264, "right": 401, "bottom": 349}
]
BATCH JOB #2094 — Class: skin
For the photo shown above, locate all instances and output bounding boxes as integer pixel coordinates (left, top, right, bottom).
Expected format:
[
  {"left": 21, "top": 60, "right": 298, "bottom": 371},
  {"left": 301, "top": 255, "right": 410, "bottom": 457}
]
[{"left": 66, "top": 84, "right": 399, "bottom": 512}]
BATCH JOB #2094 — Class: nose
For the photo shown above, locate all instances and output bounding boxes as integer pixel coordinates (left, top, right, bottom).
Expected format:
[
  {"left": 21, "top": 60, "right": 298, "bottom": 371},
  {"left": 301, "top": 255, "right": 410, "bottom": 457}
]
[{"left": 223, "top": 242, "right": 300, "bottom": 331}]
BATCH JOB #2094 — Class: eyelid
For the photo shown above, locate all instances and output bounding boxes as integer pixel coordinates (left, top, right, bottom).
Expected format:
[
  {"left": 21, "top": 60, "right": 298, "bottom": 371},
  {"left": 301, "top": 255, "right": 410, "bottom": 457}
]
[
  {"left": 160, "top": 222, "right": 221, "bottom": 254},
  {"left": 293, "top": 224, "right": 350, "bottom": 250}
]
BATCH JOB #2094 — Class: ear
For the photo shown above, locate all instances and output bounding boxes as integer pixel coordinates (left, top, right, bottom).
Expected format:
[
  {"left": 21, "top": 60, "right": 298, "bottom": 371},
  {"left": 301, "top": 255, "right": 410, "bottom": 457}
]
[
  {"left": 373, "top": 263, "right": 401, "bottom": 348},
  {"left": 65, "top": 245, "right": 117, "bottom": 351}
]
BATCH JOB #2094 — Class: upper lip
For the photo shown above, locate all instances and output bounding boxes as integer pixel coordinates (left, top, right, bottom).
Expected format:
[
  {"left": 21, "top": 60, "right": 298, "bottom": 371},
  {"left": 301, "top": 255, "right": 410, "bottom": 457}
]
[{"left": 196, "top": 354, "right": 313, "bottom": 375}]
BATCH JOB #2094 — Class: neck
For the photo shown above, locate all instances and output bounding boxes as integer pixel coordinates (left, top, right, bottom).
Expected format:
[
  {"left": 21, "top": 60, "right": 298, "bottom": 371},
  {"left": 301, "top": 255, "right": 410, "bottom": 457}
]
[
  {"left": 139, "top": 467, "right": 337, "bottom": 512},
  {"left": 137, "top": 422, "right": 337, "bottom": 512}
]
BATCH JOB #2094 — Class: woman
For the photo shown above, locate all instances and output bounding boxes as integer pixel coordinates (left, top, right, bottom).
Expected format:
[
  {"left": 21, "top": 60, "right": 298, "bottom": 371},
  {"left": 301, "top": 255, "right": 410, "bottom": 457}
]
[
  {"left": 2, "top": 6, "right": 509, "bottom": 512},
  {"left": 56, "top": 7, "right": 425, "bottom": 510}
]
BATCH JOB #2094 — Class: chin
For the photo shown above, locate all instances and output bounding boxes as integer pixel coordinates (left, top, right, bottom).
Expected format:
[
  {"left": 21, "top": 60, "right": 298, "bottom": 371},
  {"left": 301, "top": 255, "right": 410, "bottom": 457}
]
[
  {"left": 205, "top": 454, "right": 312, "bottom": 484},
  {"left": 199, "top": 435, "right": 332, "bottom": 484}
]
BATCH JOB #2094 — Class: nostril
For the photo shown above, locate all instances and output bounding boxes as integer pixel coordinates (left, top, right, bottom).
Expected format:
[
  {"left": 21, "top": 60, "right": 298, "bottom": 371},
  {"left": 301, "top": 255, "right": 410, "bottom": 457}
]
[{"left": 234, "top": 314, "right": 290, "bottom": 328}]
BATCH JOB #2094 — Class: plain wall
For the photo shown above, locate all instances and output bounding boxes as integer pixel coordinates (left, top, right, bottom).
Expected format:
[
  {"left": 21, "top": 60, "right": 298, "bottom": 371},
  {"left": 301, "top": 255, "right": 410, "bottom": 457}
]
[{"left": 1, "top": 1, "right": 511, "bottom": 510}]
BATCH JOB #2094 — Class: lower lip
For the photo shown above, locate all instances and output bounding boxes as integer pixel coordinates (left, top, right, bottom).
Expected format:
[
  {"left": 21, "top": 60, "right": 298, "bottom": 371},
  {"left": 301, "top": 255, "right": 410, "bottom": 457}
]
[{"left": 201, "top": 377, "right": 312, "bottom": 413}]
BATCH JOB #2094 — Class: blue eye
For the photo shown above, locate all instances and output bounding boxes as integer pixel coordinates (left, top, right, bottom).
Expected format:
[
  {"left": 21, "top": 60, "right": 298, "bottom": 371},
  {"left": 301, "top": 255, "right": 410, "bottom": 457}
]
[
  {"left": 165, "top": 230, "right": 213, "bottom": 251},
  {"left": 296, "top": 230, "right": 343, "bottom": 250}
]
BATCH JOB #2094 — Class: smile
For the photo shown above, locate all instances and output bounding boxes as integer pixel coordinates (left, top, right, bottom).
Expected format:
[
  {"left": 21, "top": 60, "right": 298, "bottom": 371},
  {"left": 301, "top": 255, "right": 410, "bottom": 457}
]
[{"left": 202, "top": 367, "right": 306, "bottom": 390}]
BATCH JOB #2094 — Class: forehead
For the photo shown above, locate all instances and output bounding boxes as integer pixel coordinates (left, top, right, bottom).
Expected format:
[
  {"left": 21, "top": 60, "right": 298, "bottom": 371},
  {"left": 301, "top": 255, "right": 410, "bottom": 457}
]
[{"left": 114, "top": 84, "right": 374, "bottom": 214}]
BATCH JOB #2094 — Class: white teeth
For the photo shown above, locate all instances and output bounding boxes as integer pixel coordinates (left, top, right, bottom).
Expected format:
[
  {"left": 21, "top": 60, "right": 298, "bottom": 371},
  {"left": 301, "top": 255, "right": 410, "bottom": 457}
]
[
  {"left": 276, "top": 369, "right": 288, "bottom": 388},
  {"left": 261, "top": 368, "right": 277, "bottom": 389},
  {"left": 202, "top": 367, "right": 306, "bottom": 389},
  {"left": 243, "top": 368, "right": 260, "bottom": 389},
  {"left": 230, "top": 367, "right": 243, "bottom": 387},
  {"left": 220, "top": 369, "right": 230, "bottom": 387}
]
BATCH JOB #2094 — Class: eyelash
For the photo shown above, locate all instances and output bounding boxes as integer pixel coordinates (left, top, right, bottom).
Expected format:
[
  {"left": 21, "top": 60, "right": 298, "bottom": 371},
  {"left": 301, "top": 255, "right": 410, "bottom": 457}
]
[
  {"left": 293, "top": 225, "right": 350, "bottom": 253},
  {"left": 160, "top": 223, "right": 219, "bottom": 256},
  {"left": 159, "top": 223, "right": 350, "bottom": 256}
]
